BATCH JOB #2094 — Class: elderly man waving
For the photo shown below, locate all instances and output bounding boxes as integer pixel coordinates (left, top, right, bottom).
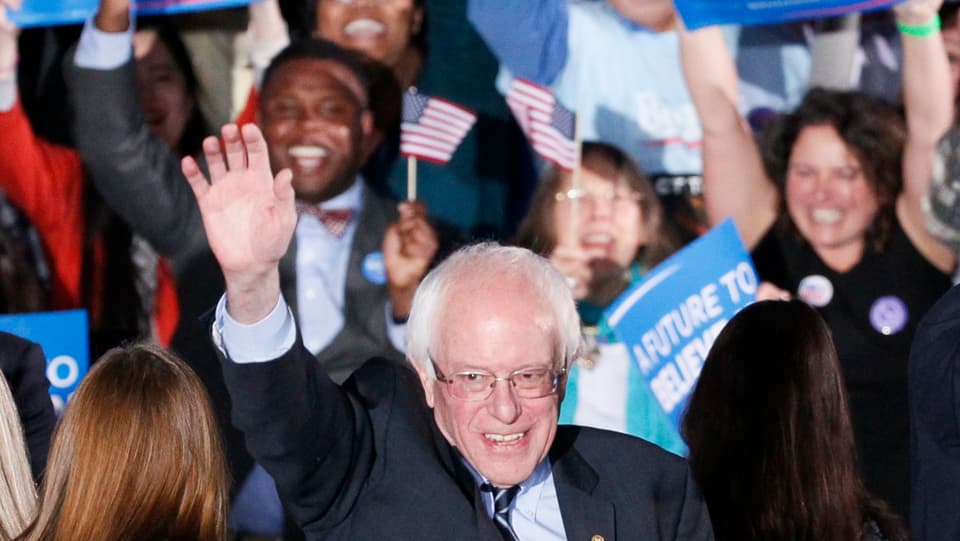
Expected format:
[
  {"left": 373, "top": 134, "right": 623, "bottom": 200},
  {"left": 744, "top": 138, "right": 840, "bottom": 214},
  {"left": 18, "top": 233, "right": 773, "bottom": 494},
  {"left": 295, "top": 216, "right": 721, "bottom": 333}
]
[{"left": 184, "top": 121, "right": 714, "bottom": 540}]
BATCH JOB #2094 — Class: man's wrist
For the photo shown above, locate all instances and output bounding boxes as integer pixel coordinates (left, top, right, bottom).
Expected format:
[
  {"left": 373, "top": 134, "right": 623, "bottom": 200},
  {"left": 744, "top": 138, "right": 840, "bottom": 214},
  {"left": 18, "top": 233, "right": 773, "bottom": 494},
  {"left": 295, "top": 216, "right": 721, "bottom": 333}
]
[
  {"left": 225, "top": 268, "right": 283, "bottom": 324},
  {"left": 388, "top": 285, "right": 415, "bottom": 322}
]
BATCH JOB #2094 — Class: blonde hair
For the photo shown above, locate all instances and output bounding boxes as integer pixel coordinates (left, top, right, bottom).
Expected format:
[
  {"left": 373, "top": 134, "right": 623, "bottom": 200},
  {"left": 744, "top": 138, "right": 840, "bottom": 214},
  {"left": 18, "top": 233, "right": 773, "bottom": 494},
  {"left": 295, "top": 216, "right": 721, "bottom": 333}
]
[
  {"left": 0, "top": 371, "right": 37, "bottom": 540},
  {"left": 21, "top": 343, "right": 228, "bottom": 541}
]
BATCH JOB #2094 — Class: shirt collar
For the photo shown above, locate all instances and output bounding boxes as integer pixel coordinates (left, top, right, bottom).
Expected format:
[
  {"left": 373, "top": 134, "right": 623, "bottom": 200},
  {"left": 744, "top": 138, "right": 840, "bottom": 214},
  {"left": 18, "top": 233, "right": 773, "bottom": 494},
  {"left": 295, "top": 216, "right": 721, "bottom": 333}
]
[
  {"left": 460, "top": 454, "right": 553, "bottom": 495},
  {"left": 301, "top": 176, "right": 363, "bottom": 213}
]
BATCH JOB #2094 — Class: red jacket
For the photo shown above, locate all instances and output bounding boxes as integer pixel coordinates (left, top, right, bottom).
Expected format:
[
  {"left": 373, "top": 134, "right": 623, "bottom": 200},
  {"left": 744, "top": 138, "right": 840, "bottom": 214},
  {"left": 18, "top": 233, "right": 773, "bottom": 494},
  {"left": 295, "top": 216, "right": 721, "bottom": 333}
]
[{"left": 0, "top": 99, "right": 178, "bottom": 345}]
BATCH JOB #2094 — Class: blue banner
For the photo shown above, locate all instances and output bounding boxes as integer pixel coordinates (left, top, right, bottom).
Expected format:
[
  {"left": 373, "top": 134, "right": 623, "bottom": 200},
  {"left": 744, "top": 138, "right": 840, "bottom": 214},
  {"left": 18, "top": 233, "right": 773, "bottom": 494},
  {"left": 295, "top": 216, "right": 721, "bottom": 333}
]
[
  {"left": 0, "top": 310, "right": 89, "bottom": 413},
  {"left": 676, "top": 0, "right": 904, "bottom": 29},
  {"left": 606, "top": 220, "right": 757, "bottom": 430},
  {"left": 9, "top": 0, "right": 254, "bottom": 28}
]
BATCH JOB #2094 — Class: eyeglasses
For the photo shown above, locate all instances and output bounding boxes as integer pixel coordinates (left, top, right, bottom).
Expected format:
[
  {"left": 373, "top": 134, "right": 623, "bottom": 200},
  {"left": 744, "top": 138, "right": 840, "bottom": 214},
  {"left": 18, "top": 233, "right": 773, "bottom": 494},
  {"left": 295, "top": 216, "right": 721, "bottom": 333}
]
[
  {"left": 430, "top": 357, "right": 566, "bottom": 401},
  {"left": 554, "top": 187, "right": 643, "bottom": 209}
]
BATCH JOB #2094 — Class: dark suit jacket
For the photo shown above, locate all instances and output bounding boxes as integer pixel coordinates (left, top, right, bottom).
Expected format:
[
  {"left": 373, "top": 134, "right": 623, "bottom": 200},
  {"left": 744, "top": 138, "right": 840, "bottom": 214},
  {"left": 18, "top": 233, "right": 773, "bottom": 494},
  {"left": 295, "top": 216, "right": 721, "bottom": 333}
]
[
  {"left": 220, "top": 339, "right": 715, "bottom": 540},
  {"left": 0, "top": 331, "right": 55, "bottom": 480},
  {"left": 910, "top": 284, "right": 960, "bottom": 541}
]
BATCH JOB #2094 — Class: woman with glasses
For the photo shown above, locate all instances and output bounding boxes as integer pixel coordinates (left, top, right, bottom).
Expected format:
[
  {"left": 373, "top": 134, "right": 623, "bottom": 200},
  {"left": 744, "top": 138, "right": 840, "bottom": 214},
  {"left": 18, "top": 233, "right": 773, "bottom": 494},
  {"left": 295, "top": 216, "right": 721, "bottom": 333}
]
[{"left": 514, "top": 141, "right": 685, "bottom": 455}]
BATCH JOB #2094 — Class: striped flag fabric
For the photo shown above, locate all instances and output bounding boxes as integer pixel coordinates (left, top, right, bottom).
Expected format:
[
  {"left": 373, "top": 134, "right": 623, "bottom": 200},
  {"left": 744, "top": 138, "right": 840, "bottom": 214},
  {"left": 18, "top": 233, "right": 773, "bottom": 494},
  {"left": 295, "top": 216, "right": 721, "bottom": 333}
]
[
  {"left": 401, "top": 91, "right": 477, "bottom": 164},
  {"left": 506, "top": 78, "right": 578, "bottom": 170}
]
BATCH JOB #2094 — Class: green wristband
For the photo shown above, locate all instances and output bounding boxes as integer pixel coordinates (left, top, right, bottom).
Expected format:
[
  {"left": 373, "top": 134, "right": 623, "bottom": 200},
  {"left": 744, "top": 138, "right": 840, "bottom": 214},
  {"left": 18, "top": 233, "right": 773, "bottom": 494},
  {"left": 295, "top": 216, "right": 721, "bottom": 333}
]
[{"left": 897, "top": 13, "right": 941, "bottom": 38}]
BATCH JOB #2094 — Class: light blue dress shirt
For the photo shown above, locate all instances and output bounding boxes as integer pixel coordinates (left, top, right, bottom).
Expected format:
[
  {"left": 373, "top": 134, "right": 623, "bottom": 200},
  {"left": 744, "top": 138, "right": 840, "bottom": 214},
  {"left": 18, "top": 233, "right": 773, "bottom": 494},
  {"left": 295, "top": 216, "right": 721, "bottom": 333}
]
[{"left": 293, "top": 180, "right": 406, "bottom": 354}]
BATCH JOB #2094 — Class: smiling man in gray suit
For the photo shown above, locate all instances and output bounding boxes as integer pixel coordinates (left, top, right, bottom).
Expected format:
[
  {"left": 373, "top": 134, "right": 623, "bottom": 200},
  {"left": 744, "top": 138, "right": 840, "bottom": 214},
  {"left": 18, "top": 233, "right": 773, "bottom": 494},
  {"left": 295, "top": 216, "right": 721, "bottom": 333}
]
[{"left": 183, "top": 121, "right": 714, "bottom": 540}]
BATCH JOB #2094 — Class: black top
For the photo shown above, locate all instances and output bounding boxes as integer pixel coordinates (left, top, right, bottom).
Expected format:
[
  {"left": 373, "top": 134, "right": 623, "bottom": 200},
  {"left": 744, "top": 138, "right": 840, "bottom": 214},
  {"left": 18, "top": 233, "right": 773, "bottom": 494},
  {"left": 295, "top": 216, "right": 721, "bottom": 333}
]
[
  {"left": 0, "top": 331, "right": 55, "bottom": 480},
  {"left": 751, "top": 221, "right": 950, "bottom": 520},
  {"left": 908, "top": 282, "right": 960, "bottom": 541}
]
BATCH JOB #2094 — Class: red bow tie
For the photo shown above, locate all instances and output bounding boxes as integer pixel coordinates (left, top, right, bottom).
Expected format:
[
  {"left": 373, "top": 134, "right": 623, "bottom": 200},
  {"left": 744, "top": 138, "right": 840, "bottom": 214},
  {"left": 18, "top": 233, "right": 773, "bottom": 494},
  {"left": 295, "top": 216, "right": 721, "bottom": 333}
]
[{"left": 299, "top": 206, "right": 354, "bottom": 238}]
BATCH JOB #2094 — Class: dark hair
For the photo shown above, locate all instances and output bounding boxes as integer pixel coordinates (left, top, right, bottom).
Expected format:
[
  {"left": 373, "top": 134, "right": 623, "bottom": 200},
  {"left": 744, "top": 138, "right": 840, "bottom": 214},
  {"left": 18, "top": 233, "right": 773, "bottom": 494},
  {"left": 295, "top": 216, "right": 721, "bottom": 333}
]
[
  {"left": 21, "top": 343, "right": 228, "bottom": 541},
  {"left": 682, "top": 300, "right": 905, "bottom": 541},
  {"left": 135, "top": 17, "right": 210, "bottom": 156},
  {"left": 941, "top": 2, "right": 960, "bottom": 28},
  {"left": 0, "top": 205, "right": 46, "bottom": 314},
  {"left": 513, "top": 141, "right": 680, "bottom": 269},
  {"left": 761, "top": 88, "right": 904, "bottom": 253},
  {"left": 261, "top": 38, "right": 370, "bottom": 107}
]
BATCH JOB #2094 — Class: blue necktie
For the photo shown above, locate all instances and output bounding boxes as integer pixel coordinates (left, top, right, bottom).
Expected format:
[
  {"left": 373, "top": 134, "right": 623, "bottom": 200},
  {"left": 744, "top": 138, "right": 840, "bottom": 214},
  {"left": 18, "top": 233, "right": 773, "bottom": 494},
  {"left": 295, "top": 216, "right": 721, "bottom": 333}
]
[{"left": 482, "top": 483, "right": 520, "bottom": 541}]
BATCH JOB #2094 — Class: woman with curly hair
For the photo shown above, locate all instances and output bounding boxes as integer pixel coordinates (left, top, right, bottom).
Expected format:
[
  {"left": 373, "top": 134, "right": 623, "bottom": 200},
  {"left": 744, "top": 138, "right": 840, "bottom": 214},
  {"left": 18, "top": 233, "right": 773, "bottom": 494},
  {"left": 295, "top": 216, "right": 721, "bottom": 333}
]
[{"left": 680, "top": 0, "right": 954, "bottom": 518}]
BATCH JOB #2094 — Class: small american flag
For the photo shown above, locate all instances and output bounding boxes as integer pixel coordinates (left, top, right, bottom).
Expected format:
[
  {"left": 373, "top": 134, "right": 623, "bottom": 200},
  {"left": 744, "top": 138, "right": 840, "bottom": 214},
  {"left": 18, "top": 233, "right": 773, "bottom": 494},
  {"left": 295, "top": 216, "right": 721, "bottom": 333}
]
[
  {"left": 506, "top": 78, "right": 578, "bottom": 171},
  {"left": 401, "top": 91, "right": 477, "bottom": 164}
]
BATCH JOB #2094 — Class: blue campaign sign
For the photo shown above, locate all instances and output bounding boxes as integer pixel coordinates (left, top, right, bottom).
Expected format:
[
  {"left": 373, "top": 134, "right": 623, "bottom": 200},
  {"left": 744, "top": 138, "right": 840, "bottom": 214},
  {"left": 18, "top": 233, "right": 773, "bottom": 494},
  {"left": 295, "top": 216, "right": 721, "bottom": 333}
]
[
  {"left": 10, "top": 0, "right": 255, "bottom": 28},
  {"left": 606, "top": 219, "right": 757, "bottom": 431},
  {"left": 0, "top": 310, "right": 89, "bottom": 413},
  {"left": 676, "top": 0, "right": 904, "bottom": 29}
]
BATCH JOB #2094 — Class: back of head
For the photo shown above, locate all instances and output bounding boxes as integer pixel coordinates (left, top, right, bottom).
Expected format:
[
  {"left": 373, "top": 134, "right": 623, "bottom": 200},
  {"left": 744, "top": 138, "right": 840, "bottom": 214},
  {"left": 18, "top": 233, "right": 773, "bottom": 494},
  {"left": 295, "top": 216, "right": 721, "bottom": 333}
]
[
  {"left": 0, "top": 372, "right": 36, "bottom": 540},
  {"left": 23, "top": 344, "right": 227, "bottom": 541},
  {"left": 682, "top": 300, "right": 863, "bottom": 540}
]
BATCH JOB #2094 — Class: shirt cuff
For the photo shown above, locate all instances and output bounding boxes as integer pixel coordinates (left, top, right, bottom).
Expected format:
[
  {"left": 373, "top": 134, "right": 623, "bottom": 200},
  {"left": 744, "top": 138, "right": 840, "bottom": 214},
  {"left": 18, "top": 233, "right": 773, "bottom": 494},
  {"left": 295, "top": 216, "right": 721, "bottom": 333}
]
[
  {"left": 385, "top": 302, "right": 407, "bottom": 353},
  {"left": 74, "top": 15, "right": 135, "bottom": 70},
  {"left": 213, "top": 293, "right": 297, "bottom": 363}
]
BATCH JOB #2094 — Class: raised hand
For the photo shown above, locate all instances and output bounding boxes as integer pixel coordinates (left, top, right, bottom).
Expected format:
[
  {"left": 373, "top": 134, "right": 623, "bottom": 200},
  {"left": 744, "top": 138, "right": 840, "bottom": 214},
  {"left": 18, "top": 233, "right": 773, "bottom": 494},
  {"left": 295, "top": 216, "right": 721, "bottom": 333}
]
[
  {"left": 93, "top": 0, "right": 131, "bottom": 32},
  {"left": 383, "top": 201, "right": 438, "bottom": 319},
  {"left": 548, "top": 245, "right": 592, "bottom": 300},
  {"left": 182, "top": 123, "right": 296, "bottom": 323}
]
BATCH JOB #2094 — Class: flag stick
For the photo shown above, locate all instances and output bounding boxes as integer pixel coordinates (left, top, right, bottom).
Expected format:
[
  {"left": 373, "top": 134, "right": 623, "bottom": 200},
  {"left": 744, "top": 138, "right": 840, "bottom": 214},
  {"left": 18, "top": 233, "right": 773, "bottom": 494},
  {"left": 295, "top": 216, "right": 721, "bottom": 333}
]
[
  {"left": 568, "top": 112, "right": 583, "bottom": 246},
  {"left": 407, "top": 155, "right": 418, "bottom": 201}
]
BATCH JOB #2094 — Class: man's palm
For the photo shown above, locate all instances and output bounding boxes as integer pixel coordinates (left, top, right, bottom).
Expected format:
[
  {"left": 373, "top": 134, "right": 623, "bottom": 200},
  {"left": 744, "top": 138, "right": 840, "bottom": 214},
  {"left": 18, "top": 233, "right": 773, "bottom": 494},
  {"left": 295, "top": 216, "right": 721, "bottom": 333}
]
[{"left": 182, "top": 124, "right": 296, "bottom": 279}]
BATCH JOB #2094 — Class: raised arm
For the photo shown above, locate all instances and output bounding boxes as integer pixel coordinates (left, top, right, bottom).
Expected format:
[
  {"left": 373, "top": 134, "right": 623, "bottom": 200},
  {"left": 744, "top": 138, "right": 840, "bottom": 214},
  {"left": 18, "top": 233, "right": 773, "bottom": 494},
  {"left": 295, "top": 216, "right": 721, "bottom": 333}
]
[
  {"left": 679, "top": 23, "right": 777, "bottom": 249},
  {"left": 182, "top": 124, "right": 295, "bottom": 322},
  {"left": 896, "top": 0, "right": 956, "bottom": 272},
  {"left": 64, "top": 0, "right": 207, "bottom": 267},
  {"left": 0, "top": 1, "right": 86, "bottom": 255},
  {"left": 186, "top": 124, "right": 378, "bottom": 532}
]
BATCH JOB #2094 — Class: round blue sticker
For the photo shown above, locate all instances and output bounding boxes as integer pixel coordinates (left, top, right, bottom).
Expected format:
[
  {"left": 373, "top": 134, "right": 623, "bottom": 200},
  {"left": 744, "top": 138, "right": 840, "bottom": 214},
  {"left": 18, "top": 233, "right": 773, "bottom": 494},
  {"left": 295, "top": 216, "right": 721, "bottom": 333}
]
[
  {"left": 869, "top": 296, "right": 908, "bottom": 336},
  {"left": 362, "top": 251, "right": 387, "bottom": 285}
]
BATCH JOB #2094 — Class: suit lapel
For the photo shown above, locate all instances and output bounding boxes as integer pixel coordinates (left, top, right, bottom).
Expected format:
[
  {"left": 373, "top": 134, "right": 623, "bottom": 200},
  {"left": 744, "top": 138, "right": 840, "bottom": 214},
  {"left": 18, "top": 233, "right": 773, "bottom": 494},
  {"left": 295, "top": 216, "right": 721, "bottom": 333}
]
[
  {"left": 280, "top": 231, "right": 299, "bottom": 317},
  {"left": 552, "top": 430, "right": 617, "bottom": 541},
  {"left": 345, "top": 184, "right": 395, "bottom": 337},
  {"left": 432, "top": 425, "right": 506, "bottom": 540}
]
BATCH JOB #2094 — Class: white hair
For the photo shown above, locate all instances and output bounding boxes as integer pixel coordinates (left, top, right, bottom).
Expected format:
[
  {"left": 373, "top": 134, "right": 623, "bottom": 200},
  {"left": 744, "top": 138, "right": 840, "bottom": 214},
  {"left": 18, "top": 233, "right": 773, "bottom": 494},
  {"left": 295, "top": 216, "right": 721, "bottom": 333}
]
[
  {"left": 406, "top": 242, "right": 582, "bottom": 378},
  {"left": 0, "top": 371, "right": 37, "bottom": 539}
]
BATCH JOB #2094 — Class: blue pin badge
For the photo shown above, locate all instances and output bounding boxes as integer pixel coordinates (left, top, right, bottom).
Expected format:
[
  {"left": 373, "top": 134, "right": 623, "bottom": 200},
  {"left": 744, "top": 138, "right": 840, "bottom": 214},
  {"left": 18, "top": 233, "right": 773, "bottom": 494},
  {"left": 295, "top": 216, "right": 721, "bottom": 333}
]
[{"left": 362, "top": 251, "right": 387, "bottom": 285}]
